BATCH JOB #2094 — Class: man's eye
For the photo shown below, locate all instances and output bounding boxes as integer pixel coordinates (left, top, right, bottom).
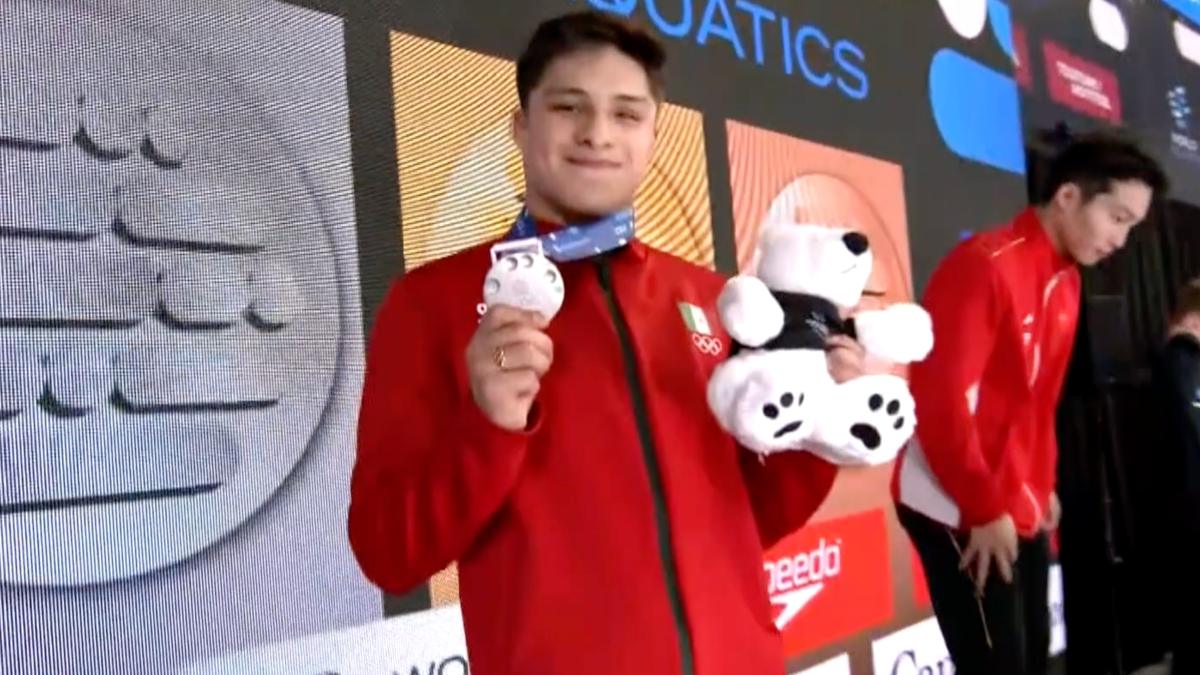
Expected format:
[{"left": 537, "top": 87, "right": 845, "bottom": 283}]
[
  {"left": 551, "top": 103, "right": 577, "bottom": 113},
  {"left": 616, "top": 111, "right": 641, "bottom": 122}
]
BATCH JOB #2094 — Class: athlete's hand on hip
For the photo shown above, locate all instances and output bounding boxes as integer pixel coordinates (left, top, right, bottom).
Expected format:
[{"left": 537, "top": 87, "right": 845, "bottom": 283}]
[
  {"left": 466, "top": 305, "right": 554, "bottom": 431},
  {"left": 960, "top": 513, "right": 1019, "bottom": 593}
]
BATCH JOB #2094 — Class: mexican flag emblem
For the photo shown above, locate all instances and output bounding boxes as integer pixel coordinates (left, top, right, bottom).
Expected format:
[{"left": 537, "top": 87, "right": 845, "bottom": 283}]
[{"left": 678, "top": 302, "right": 712, "bottom": 336}]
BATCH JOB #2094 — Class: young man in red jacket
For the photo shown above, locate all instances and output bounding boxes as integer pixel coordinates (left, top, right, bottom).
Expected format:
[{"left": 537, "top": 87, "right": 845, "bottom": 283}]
[
  {"left": 893, "top": 133, "right": 1166, "bottom": 675},
  {"left": 349, "top": 11, "right": 870, "bottom": 675}
]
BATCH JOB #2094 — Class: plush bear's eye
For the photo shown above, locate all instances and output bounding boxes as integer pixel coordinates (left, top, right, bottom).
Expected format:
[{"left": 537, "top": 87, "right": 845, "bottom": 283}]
[{"left": 842, "top": 232, "right": 869, "bottom": 256}]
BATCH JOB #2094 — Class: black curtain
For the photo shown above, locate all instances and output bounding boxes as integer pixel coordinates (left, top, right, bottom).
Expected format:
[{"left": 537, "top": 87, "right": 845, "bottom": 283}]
[{"left": 1030, "top": 138, "right": 1200, "bottom": 674}]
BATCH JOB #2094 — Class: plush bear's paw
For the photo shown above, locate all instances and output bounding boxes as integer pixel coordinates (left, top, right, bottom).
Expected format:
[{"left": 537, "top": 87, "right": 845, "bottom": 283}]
[
  {"left": 707, "top": 355, "right": 751, "bottom": 434},
  {"left": 810, "top": 375, "right": 915, "bottom": 466},
  {"left": 731, "top": 371, "right": 813, "bottom": 454},
  {"left": 759, "top": 390, "right": 808, "bottom": 441},
  {"left": 854, "top": 304, "right": 933, "bottom": 364},
  {"left": 717, "top": 275, "right": 784, "bottom": 348},
  {"left": 849, "top": 390, "right": 915, "bottom": 455}
]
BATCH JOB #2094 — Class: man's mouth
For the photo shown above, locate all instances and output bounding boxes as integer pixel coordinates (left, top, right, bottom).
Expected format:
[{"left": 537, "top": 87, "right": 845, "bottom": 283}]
[{"left": 566, "top": 157, "right": 620, "bottom": 169}]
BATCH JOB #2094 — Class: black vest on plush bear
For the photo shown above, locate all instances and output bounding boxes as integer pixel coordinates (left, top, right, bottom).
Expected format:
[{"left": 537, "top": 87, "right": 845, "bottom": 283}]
[{"left": 730, "top": 291, "right": 856, "bottom": 355}]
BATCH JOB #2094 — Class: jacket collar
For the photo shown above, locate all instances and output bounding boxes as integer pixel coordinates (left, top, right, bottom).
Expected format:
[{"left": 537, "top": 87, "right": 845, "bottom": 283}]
[{"left": 1014, "top": 207, "right": 1074, "bottom": 272}]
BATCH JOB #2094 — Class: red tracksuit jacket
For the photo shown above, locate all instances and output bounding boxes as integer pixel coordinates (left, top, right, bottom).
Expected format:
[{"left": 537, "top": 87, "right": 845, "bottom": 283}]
[
  {"left": 893, "top": 208, "right": 1080, "bottom": 537},
  {"left": 349, "top": 230, "right": 838, "bottom": 675}
]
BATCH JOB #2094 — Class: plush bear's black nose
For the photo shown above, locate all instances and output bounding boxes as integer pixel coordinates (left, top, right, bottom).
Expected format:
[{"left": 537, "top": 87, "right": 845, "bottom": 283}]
[{"left": 842, "top": 232, "right": 869, "bottom": 256}]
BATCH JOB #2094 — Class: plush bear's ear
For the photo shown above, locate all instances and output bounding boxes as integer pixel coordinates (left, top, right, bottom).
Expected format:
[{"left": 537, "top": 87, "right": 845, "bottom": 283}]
[
  {"left": 749, "top": 222, "right": 787, "bottom": 274},
  {"left": 757, "top": 221, "right": 786, "bottom": 247}
]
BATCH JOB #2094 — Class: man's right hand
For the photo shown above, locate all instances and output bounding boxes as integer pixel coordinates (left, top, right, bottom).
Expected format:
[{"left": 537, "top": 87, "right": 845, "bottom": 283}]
[
  {"left": 466, "top": 305, "right": 554, "bottom": 431},
  {"left": 959, "top": 513, "right": 1019, "bottom": 593}
]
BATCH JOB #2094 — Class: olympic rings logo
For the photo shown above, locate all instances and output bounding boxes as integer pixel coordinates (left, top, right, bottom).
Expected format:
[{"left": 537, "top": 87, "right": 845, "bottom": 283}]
[{"left": 692, "top": 333, "right": 723, "bottom": 355}]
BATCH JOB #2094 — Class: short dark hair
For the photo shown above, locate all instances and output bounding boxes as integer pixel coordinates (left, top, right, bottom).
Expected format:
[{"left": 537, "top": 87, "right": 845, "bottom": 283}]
[
  {"left": 516, "top": 11, "right": 666, "bottom": 109},
  {"left": 1036, "top": 130, "right": 1168, "bottom": 205}
]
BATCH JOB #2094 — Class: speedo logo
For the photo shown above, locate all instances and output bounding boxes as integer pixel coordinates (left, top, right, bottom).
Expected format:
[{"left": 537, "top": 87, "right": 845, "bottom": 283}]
[
  {"left": 765, "top": 509, "right": 894, "bottom": 657},
  {"left": 765, "top": 537, "right": 842, "bottom": 630}
]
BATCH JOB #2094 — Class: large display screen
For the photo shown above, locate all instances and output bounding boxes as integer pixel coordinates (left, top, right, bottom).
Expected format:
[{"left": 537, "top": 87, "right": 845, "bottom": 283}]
[{"left": 1, "top": 0, "right": 1188, "bottom": 673}]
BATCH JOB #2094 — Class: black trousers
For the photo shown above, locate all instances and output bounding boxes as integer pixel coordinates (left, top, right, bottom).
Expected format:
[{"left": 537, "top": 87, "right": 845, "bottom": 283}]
[
  {"left": 1169, "top": 536, "right": 1200, "bottom": 674},
  {"left": 898, "top": 504, "right": 1051, "bottom": 675}
]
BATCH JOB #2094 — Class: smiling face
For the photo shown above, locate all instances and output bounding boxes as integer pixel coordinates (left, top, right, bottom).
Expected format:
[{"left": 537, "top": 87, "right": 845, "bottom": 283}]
[
  {"left": 1049, "top": 178, "right": 1154, "bottom": 266},
  {"left": 512, "top": 44, "right": 658, "bottom": 223}
]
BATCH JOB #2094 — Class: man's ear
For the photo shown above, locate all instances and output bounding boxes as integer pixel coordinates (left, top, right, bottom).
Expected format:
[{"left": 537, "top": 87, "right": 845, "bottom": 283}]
[
  {"left": 511, "top": 106, "right": 527, "bottom": 151},
  {"left": 1052, "top": 182, "right": 1082, "bottom": 211}
]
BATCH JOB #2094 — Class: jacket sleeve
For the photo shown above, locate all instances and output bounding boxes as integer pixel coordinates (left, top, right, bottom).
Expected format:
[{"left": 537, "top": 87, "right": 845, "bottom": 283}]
[
  {"left": 347, "top": 276, "right": 538, "bottom": 595},
  {"left": 909, "top": 245, "right": 1007, "bottom": 528},
  {"left": 740, "top": 450, "right": 839, "bottom": 549},
  {"left": 1031, "top": 374, "right": 1066, "bottom": 506},
  {"left": 1031, "top": 299, "right": 1078, "bottom": 501}
]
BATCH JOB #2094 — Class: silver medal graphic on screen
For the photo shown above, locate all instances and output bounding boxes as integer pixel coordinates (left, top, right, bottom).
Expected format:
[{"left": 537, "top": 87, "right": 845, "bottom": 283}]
[
  {"left": 0, "top": 0, "right": 345, "bottom": 588},
  {"left": 482, "top": 238, "right": 565, "bottom": 321}
]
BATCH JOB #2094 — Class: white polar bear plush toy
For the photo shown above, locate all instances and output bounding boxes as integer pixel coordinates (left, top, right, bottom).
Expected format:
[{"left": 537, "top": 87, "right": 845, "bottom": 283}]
[{"left": 706, "top": 222, "right": 934, "bottom": 466}]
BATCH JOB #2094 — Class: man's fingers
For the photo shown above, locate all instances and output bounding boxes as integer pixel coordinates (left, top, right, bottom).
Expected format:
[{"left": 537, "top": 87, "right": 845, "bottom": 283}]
[
  {"left": 470, "top": 326, "right": 553, "bottom": 373},
  {"left": 825, "top": 335, "right": 863, "bottom": 353},
  {"left": 479, "top": 305, "right": 525, "bottom": 330},
  {"left": 482, "top": 304, "right": 548, "bottom": 330},
  {"left": 974, "top": 549, "right": 991, "bottom": 593},
  {"left": 824, "top": 335, "right": 849, "bottom": 349},
  {"left": 481, "top": 369, "right": 541, "bottom": 401},
  {"left": 506, "top": 369, "right": 541, "bottom": 397},
  {"left": 826, "top": 336, "right": 867, "bottom": 383},
  {"left": 959, "top": 538, "right": 979, "bottom": 572},
  {"left": 485, "top": 324, "right": 553, "bottom": 358},
  {"left": 492, "top": 341, "right": 552, "bottom": 377},
  {"left": 996, "top": 554, "right": 1014, "bottom": 585},
  {"left": 494, "top": 325, "right": 554, "bottom": 359},
  {"left": 1004, "top": 534, "right": 1019, "bottom": 564}
]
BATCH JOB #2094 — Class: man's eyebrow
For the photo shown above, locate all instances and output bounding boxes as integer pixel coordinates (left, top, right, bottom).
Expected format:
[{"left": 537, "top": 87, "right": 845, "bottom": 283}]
[
  {"left": 614, "top": 93, "right": 653, "bottom": 105},
  {"left": 542, "top": 86, "right": 587, "bottom": 97},
  {"left": 542, "top": 87, "right": 652, "bottom": 105}
]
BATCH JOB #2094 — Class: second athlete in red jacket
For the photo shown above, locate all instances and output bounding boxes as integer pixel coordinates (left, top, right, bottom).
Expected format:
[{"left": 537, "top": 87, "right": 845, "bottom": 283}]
[{"left": 894, "top": 133, "right": 1166, "bottom": 675}]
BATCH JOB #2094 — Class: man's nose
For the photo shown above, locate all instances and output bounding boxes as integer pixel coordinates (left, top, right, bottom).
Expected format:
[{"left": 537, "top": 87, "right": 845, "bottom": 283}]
[{"left": 576, "top": 110, "right": 614, "bottom": 147}]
